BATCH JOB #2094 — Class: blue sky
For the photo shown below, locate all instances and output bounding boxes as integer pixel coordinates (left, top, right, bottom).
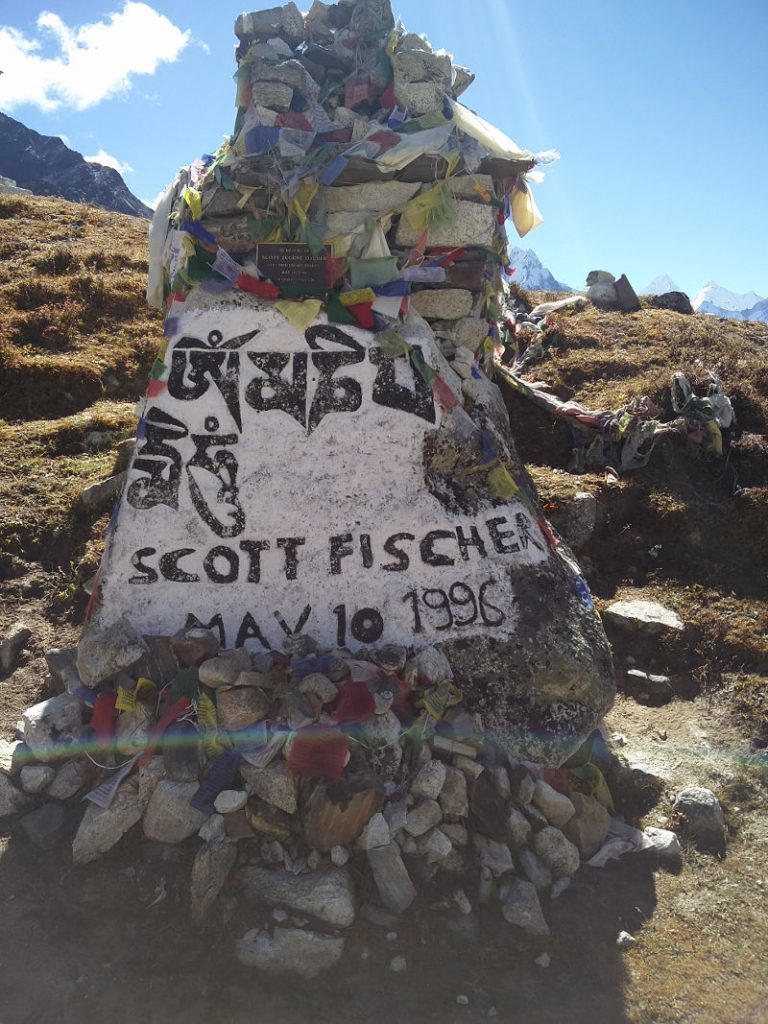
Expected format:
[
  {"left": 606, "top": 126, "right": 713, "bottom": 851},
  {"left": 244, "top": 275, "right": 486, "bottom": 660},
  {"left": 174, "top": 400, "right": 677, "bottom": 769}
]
[{"left": 1, "top": 0, "right": 766, "bottom": 297}]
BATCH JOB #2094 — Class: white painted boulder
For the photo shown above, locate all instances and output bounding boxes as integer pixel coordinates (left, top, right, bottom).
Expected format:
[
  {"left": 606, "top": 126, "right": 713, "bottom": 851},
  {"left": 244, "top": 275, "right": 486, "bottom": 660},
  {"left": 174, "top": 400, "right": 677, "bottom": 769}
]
[{"left": 91, "top": 291, "right": 613, "bottom": 762}]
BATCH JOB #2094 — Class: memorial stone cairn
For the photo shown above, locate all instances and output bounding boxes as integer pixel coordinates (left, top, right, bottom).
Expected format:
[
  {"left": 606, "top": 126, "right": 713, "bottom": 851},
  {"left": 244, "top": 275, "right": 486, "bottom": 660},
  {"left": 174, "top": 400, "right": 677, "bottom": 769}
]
[{"left": 4, "top": 0, "right": 616, "bottom": 961}]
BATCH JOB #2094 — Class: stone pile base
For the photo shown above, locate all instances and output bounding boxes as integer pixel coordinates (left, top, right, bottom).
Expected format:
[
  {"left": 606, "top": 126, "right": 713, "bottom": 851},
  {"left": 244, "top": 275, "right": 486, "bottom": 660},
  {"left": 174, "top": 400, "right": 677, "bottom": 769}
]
[{"left": 0, "top": 620, "right": 672, "bottom": 976}]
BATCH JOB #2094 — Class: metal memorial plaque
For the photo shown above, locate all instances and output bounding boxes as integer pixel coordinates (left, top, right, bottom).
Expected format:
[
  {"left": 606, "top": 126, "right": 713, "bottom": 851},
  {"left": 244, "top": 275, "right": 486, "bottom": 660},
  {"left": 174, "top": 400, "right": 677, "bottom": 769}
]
[{"left": 256, "top": 243, "right": 330, "bottom": 288}]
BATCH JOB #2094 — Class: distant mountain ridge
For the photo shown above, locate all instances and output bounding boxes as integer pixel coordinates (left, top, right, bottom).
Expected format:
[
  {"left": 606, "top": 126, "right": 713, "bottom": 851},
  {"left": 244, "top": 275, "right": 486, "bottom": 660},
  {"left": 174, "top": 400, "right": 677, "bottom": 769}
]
[
  {"left": 692, "top": 281, "right": 764, "bottom": 313},
  {"left": 640, "top": 274, "right": 682, "bottom": 296},
  {"left": 0, "top": 112, "right": 151, "bottom": 218},
  {"left": 639, "top": 275, "right": 766, "bottom": 323}
]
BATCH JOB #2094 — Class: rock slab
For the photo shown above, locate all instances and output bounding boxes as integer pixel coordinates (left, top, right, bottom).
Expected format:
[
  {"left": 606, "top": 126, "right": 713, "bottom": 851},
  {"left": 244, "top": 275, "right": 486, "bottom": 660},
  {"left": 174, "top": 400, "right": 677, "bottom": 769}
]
[
  {"left": 237, "top": 927, "right": 344, "bottom": 978},
  {"left": 241, "top": 866, "right": 356, "bottom": 928}
]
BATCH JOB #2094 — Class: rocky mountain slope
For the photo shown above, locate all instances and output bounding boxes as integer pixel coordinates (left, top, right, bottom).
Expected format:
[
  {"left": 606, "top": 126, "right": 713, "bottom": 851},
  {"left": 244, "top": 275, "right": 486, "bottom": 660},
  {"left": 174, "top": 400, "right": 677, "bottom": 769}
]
[{"left": 0, "top": 113, "right": 151, "bottom": 218}]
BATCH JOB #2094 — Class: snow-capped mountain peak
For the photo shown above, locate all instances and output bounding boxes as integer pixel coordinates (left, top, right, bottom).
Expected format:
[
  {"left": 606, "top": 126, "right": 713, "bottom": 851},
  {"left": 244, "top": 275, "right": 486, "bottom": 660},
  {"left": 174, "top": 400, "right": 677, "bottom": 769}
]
[
  {"left": 692, "top": 281, "right": 764, "bottom": 313},
  {"left": 640, "top": 274, "right": 682, "bottom": 296},
  {"left": 507, "top": 247, "right": 571, "bottom": 292}
]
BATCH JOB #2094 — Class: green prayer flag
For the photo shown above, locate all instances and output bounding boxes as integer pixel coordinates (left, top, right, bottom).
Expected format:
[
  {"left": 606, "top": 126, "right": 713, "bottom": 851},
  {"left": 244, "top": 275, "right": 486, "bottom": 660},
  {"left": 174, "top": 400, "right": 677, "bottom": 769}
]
[
  {"left": 377, "top": 330, "right": 411, "bottom": 358},
  {"left": 409, "top": 346, "right": 436, "bottom": 385},
  {"left": 325, "top": 291, "right": 357, "bottom": 324},
  {"left": 349, "top": 256, "right": 399, "bottom": 289}
]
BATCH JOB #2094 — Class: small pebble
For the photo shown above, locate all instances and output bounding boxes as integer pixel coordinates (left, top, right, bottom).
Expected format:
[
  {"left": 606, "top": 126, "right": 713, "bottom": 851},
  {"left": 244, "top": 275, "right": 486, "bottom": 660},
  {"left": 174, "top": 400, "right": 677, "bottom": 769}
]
[
  {"left": 616, "top": 930, "right": 637, "bottom": 949},
  {"left": 456, "top": 994, "right": 469, "bottom": 1005},
  {"left": 272, "top": 909, "right": 288, "bottom": 923},
  {"left": 488, "top": 1009, "right": 497, "bottom": 1018},
  {"left": 390, "top": 956, "right": 407, "bottom": 973},
  {"left": 385, "top": 931, "right": 398, "bottom": 942},
  {"left": 534, "top": 952, "right": 551, "bottom": 968}
]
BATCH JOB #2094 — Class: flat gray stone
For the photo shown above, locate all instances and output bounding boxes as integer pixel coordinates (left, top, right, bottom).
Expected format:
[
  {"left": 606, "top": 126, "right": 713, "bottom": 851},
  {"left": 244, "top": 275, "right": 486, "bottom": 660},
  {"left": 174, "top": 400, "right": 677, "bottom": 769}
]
[
  {"left": 143, "top": 780, "right": 209, "bottom": 843},
  {"left": 563, "top": 792, "right": 611, "bottom": 859},
  {"left": 241, "top": 866, "right": 355, "bottom": 928},
  {"left": 20, "top": 765, "right": 55, "bottom": 794},
  {"left": 532, "top": 781, "right": 575, "bottom": 828},
  {"left": 532, "top": 826, "right": 580, "bottom": 878},
  {"left": 237, "top": 927, "right": 344, "bottom": 978},
  {"left": 498, "top": 879, "right": 550, "bottom": 938},
  {"left": 198, "top": 650, "right": 250, "bottom": 688},
  {"left": 586, "top": 282, "right": 618, "bottom": 306},
  {"left": 241, "top": 762, "right": 298, "bottom": 814},
  {"left": 0, "top": 739, "right": 26, "bottom": 776},
  {"left": 47, "top": 758, "right": 94, "bottom": 801},
  {"left": 45, "top": 648, "right": 81, "bottom": 693},
  {"left": 235, "top": 3, "right": 304, "bottom": 46},
  {"left": 473, "top": 834, "right": 514, "bottom": 877},
  {"left": 625, "top": 669, "right": 673, "bottom": 706},
  {"left": 73, "top": 782, "right": 144, "bottom": 864},
  {"left": 80, "top": 473, "right": 125, "bottom": 510},
  {"left": 518, "top": 849, "right": 552, "bottom": 891},
  {"left": 404, "top": 799, "right": 442, "bottom": 837},
  {"left": 1, "top": 622, "right": 32, "bottom": 672},
  {"left": 396, "top": 200, "right": 497, "bottom": 249},
  {"left": 190, "top": 840, "right": 238, "bottom": 922},
  {"left": 356, "top": 811, "right": 390, "bottom": 851},
  {"left": 251, "top": 58, "right": 319, "bottom": 103},
  {"left": 586, "top": 270, "right": 616, "bottom": 285},
  {"left": 77, "top": 616, "right": 148, "bottom": 686},
  {"left": 506, "top": 806, "right": 532, "bottom": 849},
  {"left": 409, "top": 289, "right": 474, "bottom": 322},
  {"left": 216, "top": 686, "right": 269, "bottom": 731},
  {"left": 672, "top": 787, "right": 726, "bottom": 847},
  {"left": 325, "top": 180, "right": 420, "bottom": 215},
  {"left": 22, "top": 694, "right": 85, "bottom": 762},
  {"left": 214, "top": 790, "right": 248, "bottom": 815},
  {"left": 21, "top": 803, "right": 73, "bottom": 848},
  {"left": 0, "top": 773, "right": 32, "bottom": 817},
  {"left": 439, "top": 766, "right": 468, "bottom": 818},
  {"left": 198, "top": 813, "right": 227, "bottom": 843},
  {"left": 415, "top": 828, "right": 452, "bottom": 863},
  {"left": 603, "top": 599, "right": 685, "bottom": 637},
  {"left": 644, "top": 826, "right": 683, "bottom": 864},
  {"left": 410, "top": 759, "right": 446, "bottom": 801},
  {"left": 251, "top": 80, "right": 293, "bottom": 112},
  {"left": 367, "top": 843, "right": 416, "bottom": 914}
]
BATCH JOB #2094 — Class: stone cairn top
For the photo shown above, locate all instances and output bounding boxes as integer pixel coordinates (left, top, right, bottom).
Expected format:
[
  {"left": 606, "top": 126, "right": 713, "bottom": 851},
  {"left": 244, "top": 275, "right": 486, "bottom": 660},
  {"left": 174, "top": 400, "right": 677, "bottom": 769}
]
[
  {"left": 0, "top": 3, "right": 635, "bottom": 977},
  {"left": 147, "top": 0, "right": 550, "bottom": 374}
]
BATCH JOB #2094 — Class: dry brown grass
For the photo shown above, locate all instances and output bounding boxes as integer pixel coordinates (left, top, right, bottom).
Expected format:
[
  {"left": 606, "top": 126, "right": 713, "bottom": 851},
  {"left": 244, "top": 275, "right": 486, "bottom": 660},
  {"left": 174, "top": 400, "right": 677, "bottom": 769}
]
[
  {"left": 0, "top": 193, "right": 163, "bottom": 422},
  {"left": 500, "top": 294, "right": 768, "bottom": 730}
]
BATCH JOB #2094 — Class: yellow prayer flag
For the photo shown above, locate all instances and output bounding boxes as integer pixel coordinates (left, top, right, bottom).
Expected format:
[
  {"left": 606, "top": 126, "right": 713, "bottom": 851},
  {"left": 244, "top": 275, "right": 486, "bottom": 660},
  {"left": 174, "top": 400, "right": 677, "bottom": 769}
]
[
  {"left": 183, "top": 187, "right": 202, "bottom": 220},
  {"left": 275, "top": 299, "right": 323, "bottom": 331},
  {"left": 487, "top": 463, "right": 520, "bottom": 501},
  {"left": 339, "top": 288, "right": 376, "bottom": 307}
]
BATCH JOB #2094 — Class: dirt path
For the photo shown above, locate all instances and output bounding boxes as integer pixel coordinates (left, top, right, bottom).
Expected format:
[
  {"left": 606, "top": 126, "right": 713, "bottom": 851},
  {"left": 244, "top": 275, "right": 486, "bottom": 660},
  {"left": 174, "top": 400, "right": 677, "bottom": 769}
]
[{"left": 1, "top": 691, "right": 766, "bottom": 1024}]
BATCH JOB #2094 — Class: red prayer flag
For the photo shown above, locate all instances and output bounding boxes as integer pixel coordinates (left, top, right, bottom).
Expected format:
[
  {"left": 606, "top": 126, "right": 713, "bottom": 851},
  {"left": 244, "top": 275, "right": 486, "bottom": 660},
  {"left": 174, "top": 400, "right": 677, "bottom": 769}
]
[
  {"left": 328, "top": 680, "right": 375, "bottom": 725},
  {"left": 287, "top": 726, "right": 350, "bottom": 781},
  {"left": 91, "top": 692, "right": 118, "bottom": 741},
  {"left": 346, "top": 302, "right": 374, "bottom": 329},
  {"left": 236, "top": 274, "right": 280, "bottom": 299}
]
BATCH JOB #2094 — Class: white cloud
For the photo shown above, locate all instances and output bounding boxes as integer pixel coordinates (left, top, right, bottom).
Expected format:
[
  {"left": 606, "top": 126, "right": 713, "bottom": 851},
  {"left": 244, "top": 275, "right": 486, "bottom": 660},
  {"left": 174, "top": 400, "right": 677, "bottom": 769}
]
[
  {"left": 0, "top": 3, "right": 190, "bottom": 113},
  {"left": 141, "top": 187, "right": 167, "bottom": 210},
  {"left": 527, "top": 169, "right": 546, "bottom": 184},
  {"left": 85, "top": 148, "right": 134, "bottom": 174},
  {"left": 57, "top": 133, "right": 70, "bottom": 146}
]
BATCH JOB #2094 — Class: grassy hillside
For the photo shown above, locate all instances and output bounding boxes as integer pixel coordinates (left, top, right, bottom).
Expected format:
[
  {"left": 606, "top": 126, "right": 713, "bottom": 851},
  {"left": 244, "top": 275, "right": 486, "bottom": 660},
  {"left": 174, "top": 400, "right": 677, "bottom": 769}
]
[
  {"left": 0, "top": 194, "right": 163, "bottom": 626},
  {"left": 0, "top": 193, "right": 766, "bottom": 738}
]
